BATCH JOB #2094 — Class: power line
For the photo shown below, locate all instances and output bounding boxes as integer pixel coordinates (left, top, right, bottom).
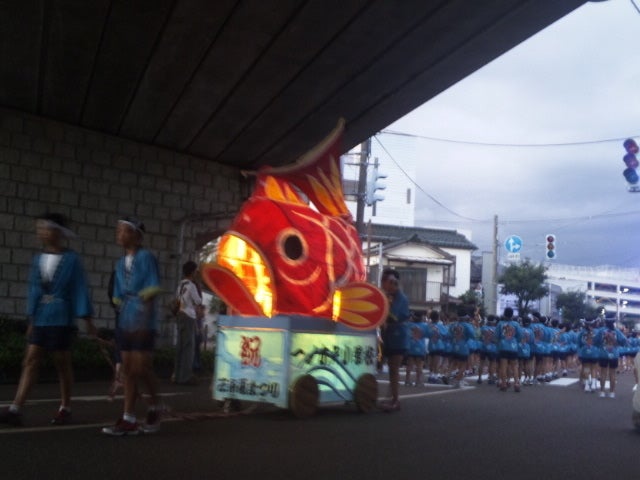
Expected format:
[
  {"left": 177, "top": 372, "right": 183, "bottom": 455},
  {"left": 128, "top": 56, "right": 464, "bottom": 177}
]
[
  {"left": 379, "top": 129, "right": 640, "bottom": 148},
  {"left": 372, "top": 135, "right": 489, "bottom": 223},
  {"left": 372, "top": 134, "right": 640, "bottom": 226},
  {"left": 631, "top": 0, "right": 640, "bottom": 15}
]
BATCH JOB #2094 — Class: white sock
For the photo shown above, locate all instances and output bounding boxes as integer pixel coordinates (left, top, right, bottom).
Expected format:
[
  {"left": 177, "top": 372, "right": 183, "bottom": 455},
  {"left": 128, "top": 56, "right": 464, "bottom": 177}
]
[
  {"left": 123, "top": 413, "right": 136, "bottom": 423},
  {"left": 8, "top": 404, "right": 20, "bottom": 413},
  {"left": 59, "top": 406, "right": 71, "bottom": 413}
]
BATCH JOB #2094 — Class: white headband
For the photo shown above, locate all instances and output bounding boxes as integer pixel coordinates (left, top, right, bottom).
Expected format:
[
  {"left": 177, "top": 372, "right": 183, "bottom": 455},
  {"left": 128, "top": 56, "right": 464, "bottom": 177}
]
[
  {"left": 38, "top": 219, "right": 75, "bottom": 238},
  {"left": 118, "top": 219, "right": 144, "bottom": 234}
]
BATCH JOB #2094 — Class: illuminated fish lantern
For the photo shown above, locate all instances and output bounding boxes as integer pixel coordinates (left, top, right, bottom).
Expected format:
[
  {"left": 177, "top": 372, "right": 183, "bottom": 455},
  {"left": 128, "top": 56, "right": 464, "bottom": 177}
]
[{"left": 201, "top": 119, "right": 388, "bottom": 330}]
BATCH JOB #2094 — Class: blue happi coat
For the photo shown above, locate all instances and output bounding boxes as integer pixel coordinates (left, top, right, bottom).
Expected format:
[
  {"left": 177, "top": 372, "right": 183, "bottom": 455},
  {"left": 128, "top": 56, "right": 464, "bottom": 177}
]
[
  {"left": 113, "top": 248, "right": 162, "bottom": 331},
  {"left": 27, "top": 250, "right": 93, "bottom": 327}
]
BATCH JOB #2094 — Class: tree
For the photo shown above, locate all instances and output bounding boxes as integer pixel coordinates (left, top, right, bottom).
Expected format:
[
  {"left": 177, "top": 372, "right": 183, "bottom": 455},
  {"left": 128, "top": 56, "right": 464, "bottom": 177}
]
[
  {"left": 498, "top": 260, "right": 548, "bottom": 316},
  {"left": 458, "top": 289, "right": 484, "bottom": 317},
  {"left": 555, "top": 290, "right": 599, "bottom": 324}
]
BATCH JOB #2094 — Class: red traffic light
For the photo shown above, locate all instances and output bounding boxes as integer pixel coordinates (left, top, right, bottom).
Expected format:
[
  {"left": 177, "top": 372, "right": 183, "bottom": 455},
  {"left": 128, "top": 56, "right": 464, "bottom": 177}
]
[{"left": 545, "top": 234, "right": 556, "bottom": 259}]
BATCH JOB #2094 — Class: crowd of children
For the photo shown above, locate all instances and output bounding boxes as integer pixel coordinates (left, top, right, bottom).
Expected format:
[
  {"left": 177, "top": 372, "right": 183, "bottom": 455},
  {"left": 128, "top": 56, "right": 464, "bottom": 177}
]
[{"left": 401, "top": 307, "right": 640, "bottom": 397}]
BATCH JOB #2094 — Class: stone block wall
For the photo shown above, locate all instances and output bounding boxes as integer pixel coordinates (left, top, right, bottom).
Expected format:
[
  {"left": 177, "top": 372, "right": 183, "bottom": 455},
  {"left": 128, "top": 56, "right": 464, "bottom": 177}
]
[{"left": 0, "top": 107, "right": 242, "bottom": 329}]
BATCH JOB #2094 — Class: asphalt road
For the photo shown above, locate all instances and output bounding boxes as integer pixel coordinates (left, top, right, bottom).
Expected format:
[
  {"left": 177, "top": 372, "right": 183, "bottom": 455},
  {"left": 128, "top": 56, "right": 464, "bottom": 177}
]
[{"left": 1, "top": 370, "right": 638, "bottom": 480}]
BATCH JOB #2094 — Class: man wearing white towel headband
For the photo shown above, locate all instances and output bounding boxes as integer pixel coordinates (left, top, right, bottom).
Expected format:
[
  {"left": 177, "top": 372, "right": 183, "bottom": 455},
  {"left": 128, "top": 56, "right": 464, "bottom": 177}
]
[
  {"left": 0, "top": 213, "right": 95, "bottom": 427},
  {"left": 102, "top": 216, "right": 163, "bottom": 436}
]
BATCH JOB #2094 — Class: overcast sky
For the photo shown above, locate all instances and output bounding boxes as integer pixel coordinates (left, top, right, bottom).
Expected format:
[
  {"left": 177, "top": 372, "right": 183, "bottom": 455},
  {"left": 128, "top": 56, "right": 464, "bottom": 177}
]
[{"left": 382, "top": 0, "right": 640, "bottom": 268}]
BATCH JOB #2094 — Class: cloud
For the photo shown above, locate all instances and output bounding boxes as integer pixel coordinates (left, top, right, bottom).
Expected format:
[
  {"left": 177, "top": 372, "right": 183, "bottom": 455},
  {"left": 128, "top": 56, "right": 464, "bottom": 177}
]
[{"left": 387, "top": 0, "right": 640, "bottom": 267}]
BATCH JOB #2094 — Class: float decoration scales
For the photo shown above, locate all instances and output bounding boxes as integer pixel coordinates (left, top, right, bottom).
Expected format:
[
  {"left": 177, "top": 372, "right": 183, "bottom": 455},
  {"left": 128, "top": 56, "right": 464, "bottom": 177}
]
[{"left": 201, "top": 119, "right": 389, "bottom": 329}]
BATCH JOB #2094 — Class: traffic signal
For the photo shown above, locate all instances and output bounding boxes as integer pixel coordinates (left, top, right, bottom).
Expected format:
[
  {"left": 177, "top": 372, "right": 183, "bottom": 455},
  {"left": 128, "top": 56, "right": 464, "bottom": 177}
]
[
  {"left": 622, "top": 139, "right": 639, "bottom": 187},
  {"left": 365, "top": 163, "right": 387, "bottom": 206},
  {"left": 545, "top": 234, "right": 556, "bottom": 260}
]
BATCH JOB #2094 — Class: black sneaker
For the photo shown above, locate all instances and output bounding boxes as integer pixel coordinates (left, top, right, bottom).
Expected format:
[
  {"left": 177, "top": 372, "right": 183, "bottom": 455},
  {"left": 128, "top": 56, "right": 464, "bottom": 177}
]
[
  {"left": 140, "top": 409, "right": 160, "bottom": 434},
  {"left": 0, "top": 408, "right": 23, "bottom": 427},
  {"left": 101, "top": 417, "right": 140, "bottom": 436},
  {"left": 51, "top": 409, "right": 72, "bottom": 425}
]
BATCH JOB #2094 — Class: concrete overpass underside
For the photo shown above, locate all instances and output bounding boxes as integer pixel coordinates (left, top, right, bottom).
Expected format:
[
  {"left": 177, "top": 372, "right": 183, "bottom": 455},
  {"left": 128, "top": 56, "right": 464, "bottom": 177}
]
[
  {"left": 1, "top": 0, "right": 587, "bottom": 169},
  {"left": 0, "top": 0, "right": 589, "bottom": 322}
]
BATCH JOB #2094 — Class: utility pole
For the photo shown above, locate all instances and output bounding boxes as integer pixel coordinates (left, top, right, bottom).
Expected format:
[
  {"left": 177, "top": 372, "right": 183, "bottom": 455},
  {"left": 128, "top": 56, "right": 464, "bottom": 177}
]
[
  {"left": 492, "top": 214, "right": 498, "bottom": 316},
  {"left": 355, "top": 138, "right": 370, "bottom": 234}
]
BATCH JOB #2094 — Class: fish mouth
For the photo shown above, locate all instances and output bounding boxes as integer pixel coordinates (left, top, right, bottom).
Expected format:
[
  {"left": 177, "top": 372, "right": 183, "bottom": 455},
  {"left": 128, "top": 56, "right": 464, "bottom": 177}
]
[{"left": 217, "top": 232, "right": 274, "bottom": 317}]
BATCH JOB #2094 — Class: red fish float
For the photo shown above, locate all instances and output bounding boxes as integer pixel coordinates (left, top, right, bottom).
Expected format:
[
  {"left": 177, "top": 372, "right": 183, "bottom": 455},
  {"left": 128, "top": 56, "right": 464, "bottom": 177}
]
[{"left": 201, "top": 119, "right": 388, "bottom": 330}]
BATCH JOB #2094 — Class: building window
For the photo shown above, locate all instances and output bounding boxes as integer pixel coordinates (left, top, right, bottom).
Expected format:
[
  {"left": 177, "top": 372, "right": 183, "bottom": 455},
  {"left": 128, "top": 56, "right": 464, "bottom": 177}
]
[
  {"left": 448, "top": 260, "right": 456, "bottom": 286},
  {"left": 395, "top": 268, "right": 426, "bottom": 304}
]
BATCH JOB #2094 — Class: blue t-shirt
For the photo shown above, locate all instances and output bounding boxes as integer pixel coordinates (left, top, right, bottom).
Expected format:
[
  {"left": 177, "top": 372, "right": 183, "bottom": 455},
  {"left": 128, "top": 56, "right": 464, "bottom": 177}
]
[
  {"left": 479, "top": 325, "right": 497, "bottom": 354},
  {"left": 577, "top": 328, "right": 599, "bottom": 360},
  {"left": 495, "top": 320, "right": 522, "bottom": 353},
  {"left": 407, "top": 322, "right": 430, "bottom": 357},
  {"left": 427, "top": 322, "right": 446, "bottom": 352},
  {"left": 595, "top": 327, "right": 627, "bottom": 360},
  {"left": 518, "top": 326, "right": 534, "bottom": 358},
  {"left": 381, "top": 290, "right": 411, "bottom": 351},
  {"left": 448, "top": 321, "right": 475, "bottom": 356}
]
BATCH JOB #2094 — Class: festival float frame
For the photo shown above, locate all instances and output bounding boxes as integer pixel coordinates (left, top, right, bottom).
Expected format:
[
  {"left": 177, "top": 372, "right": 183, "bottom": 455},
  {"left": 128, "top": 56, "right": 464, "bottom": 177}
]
[
  {"left": 213, "top": 315, "right": 379, "bottom": 418},
  {"left": 201, "top": 119, "right": 388, "bottom": 417}
]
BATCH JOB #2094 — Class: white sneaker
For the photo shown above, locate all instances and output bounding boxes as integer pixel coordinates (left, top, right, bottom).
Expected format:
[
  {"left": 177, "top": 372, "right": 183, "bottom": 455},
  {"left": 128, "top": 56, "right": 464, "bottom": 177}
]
[
  {"left": 608, "top": 392, "right": 616, "bottom": 399},
  {"left": 599, "top": 391, "right": 606, "bottom": 398}
]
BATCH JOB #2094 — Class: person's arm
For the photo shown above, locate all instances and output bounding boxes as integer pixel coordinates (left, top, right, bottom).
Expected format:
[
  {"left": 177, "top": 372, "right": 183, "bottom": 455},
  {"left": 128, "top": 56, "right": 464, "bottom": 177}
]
[
  {"left": 83, "top": 317, "right": 97, "bottom": 337},
  {"left": 188, "top": 281, "right": 203, "bottom": 305}
]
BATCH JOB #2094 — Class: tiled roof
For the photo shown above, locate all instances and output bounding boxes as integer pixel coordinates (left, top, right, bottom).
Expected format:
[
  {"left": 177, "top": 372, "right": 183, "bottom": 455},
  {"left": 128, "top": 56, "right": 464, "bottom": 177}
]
[{"left": 364, "top": 224, "right": 478, "bottom": 251}]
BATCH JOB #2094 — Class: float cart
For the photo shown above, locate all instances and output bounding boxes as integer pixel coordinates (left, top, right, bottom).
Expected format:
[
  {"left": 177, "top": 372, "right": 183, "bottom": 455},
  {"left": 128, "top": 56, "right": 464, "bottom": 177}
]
[{"left": 212, "top": 315, "right": 378, "bottom": 418}]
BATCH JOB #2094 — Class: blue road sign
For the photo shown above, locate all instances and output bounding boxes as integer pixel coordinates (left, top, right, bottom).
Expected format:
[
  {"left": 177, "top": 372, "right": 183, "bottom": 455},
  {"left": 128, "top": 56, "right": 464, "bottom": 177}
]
[{"left": 504, "top": 235, "right": 523, "bottom": 254}]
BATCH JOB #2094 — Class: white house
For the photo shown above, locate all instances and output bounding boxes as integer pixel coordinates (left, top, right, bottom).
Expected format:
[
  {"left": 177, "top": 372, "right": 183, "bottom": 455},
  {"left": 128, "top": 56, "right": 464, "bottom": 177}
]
[{"left": 363, "top": 224, "right": 477, "bottom": 315}]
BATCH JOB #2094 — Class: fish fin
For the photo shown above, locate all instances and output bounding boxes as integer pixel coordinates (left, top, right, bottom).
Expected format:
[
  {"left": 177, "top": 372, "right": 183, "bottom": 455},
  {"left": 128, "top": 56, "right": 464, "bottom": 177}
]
[
  {"left": 334, "top": 282, "right": 388, "bottom": 330},
  {"left": 201, "top": 264, "right": 265, "bottom": 316},
  {"left": 255, "top": 175, "right": 307, "bottom": 205},
  {"left": 258, "top": 119, "right": 351, "bottom": 218}
]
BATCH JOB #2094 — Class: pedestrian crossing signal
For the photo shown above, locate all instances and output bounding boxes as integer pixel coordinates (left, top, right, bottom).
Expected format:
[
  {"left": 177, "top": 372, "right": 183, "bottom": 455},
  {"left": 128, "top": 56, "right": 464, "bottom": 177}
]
[{"left": 545, "top": 234, "right": 556, "bottom": 260}]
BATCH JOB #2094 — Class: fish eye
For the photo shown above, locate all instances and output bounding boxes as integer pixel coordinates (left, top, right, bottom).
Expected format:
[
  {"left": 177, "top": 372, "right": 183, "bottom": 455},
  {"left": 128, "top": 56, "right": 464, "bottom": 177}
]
[
  {"left": 276, "top": 228, "right": 308, "bottom": 265},
  {"left": 283, "top": 234, "right": 303, "bottom": 260}
]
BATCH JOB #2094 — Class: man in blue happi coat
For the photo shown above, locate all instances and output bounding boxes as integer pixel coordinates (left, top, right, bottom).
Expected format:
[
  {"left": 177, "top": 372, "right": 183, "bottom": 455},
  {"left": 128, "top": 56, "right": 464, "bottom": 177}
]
[{"left": 0, "top": 213, "right": 95, "bottom": 427}]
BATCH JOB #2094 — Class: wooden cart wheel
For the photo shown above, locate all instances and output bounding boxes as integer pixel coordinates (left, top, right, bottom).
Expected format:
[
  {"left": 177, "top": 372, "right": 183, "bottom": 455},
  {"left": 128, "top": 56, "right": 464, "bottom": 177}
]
[
  {"left": 354, "top": 373, "right": 378, "bottom": 413},
  {"left": 289, "top": 374, "right": 319, "bottom": 419}
]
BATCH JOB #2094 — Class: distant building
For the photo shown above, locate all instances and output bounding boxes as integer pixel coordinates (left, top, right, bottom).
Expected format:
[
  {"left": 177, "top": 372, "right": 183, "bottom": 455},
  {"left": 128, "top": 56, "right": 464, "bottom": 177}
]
[
  {"left": 341, "top": 135, "right": 478, "bottom": 314},
  {"left": 362, "top": 224, "right": 478, "bottom": 315},
  {"left": 543, "top": 264, "right": 640, "bottom": 329},
  {"left": 341, "top": 132, "right": 417, "bottom": 226}
]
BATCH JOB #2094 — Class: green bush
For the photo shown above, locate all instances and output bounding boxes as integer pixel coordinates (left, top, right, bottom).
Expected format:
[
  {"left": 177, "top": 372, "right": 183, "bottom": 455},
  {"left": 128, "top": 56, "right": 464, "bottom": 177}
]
[{"left": 0, "top": 317, "right": 214, "bottom": 383}]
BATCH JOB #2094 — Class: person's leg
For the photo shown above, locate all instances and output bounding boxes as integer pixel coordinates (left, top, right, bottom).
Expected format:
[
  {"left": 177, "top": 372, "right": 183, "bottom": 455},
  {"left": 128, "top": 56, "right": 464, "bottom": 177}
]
[
  {"left": 102, "top": 348, "right": 141, "bottom": 435},
  {"left": 599, "top": 364, "right": 608, "bottom": 396},
  {"left": 49, "top": 350, "right": 74, "bottom": 424},
  {"left": 405, "top": 357, "right": 415, "bottom": 385},
  {"left": 415, "top": 358, "right": 424, "bottom": 385},
  {"left": 0, "top": 345, "right": 42, "bottom": 426},
  {"left": 388, "top": 354, "right": 402, "bottom": 403},
  {"left": 609, "top": 361, "right": 617, "bottom": 394},
  {"left": 511, "top": 359, "right": 521, "bottom": 390},
  {"left": 176, "top": 316, "right": 196, "bottom": 383},
  {"left": 138, "top": 350, "right": 159, "bottom": 407},
  {"left": 498, "top": 357, "right": 507, "bottom": 390},
  {"left": 52, "top": 350, "right": 73, "bottom": 408},
  {"left": 121, "top": 351, "right": 137, "bottom": 416},
  {"left": 455, "top": 358, "right": 465, "bottom": 384},
  {"left": 13, "top": 345, "right": 44, "bottom": 407},
  {"left": 526, "top": 358, "right": 534, "bottom": 383}
]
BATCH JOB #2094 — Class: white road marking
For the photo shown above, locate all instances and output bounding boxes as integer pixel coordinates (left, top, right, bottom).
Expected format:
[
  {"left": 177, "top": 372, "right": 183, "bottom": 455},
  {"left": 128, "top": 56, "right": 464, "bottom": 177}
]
[{"left": 0, "top": 391, "right": 190, "bottom": 407}]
